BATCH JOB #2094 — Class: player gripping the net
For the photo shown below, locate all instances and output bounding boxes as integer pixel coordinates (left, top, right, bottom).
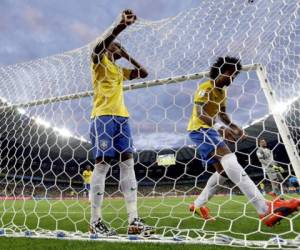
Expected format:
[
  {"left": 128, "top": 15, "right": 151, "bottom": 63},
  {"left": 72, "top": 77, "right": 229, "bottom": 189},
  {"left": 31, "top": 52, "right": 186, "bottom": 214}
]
[
  {"left": 257, "top": 138, "right": 284, "bottom": 198},
  {"left": 187, "top": 56, "right": 300, "bottom": 226},
  {"left": 89, "top": 9, "right": 153, "bottom": 236}
]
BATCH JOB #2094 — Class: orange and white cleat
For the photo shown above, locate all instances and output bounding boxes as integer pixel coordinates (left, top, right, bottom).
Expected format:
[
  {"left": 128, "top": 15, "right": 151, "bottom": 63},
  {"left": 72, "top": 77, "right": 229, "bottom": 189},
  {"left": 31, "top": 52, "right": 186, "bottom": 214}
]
[
  {"left": 268, "top": 192, "right": 278, "bottom": 199},
  {"left": 189, "top": 203, "right": 215, "bottom": 220},
  {"left": 260, "top": 198, "right": 300, "bottom": 227}
]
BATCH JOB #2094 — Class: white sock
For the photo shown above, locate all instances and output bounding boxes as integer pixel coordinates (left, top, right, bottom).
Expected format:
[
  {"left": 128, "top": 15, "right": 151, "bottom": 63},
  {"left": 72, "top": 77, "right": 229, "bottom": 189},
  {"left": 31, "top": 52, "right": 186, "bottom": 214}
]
[
  {"left": 220, "top": 153, "right": 268, "bottom": 215},
  {"left": 194, "top": 172, "right": 227, "bottom": 208},
  {"left": 90, "top": 162, "right": 110, "bottom": 224},
  {"left": 88, "top": 191, "right": 91, "bottom": 202},
  {"left": 119, "top": 158, "right": 138, "bottom": 224}
]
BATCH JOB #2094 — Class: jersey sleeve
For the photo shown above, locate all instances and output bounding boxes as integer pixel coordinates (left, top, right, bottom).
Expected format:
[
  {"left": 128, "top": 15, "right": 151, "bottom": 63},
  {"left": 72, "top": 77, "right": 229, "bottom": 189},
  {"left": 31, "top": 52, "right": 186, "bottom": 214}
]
[
  {"left": 122, "top": 68, "right": 132, "bottom": 80},
  {"left": 194, "top": 85, "right": 211, "bottom": 104}
]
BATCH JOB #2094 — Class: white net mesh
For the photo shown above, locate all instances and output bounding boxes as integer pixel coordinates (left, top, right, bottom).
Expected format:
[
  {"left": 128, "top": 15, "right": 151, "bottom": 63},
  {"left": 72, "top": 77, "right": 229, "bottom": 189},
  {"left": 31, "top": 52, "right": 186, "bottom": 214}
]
[{"left": 0, "top": 0, "right": 300, "bottom": 248}]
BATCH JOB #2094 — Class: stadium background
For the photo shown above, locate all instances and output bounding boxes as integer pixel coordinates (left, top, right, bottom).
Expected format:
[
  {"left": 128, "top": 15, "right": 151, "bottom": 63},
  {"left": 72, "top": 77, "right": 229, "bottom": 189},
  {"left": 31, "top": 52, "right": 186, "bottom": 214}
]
[{"left": 0, "top": 0, "right": 300, "bottom": 249}]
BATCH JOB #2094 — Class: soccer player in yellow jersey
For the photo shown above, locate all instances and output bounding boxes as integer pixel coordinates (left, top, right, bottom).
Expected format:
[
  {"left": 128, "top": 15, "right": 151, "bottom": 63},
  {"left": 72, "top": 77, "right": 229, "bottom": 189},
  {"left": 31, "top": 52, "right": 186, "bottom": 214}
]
[
  {"left": 188, "top": 56, "right": 300, "bottom": 227},
  {"left": 82, "top": 165, "right": 92, "bottom": 199},
  {"left": 89, "top": 9, "right": 153, "bottom": 236}
]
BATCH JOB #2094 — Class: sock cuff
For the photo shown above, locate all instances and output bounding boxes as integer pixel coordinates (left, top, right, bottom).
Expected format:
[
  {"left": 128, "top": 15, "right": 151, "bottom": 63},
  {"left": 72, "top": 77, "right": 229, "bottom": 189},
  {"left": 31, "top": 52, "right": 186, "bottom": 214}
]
[
  {"left": 94, "top": 162, "right": 110, "bottom": 174},
  {"left": 119, "top": 158, "right": 134, "bottom": 168},
  {"left": 95, "top": 162, "right": 109, "bottom": 168},
  {"left": 220, "top": 153, "right": 236, "bottom": 164}
]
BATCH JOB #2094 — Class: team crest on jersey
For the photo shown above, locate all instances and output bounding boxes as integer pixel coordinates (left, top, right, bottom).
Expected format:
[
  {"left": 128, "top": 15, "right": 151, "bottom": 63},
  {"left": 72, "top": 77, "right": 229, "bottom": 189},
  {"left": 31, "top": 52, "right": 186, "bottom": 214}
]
[{"left": 99, "top": 140, "right": 108, "bottom": 150}]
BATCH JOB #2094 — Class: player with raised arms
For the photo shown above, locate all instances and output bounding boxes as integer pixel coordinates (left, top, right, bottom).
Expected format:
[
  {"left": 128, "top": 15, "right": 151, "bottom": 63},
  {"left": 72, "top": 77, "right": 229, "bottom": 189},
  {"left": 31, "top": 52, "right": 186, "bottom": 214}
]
[
  {"left": 89, "top": 9, "right": 153, "bottom": 236},
  {"left": 187, "top": 56, "right": 300, "bottom": 226}
]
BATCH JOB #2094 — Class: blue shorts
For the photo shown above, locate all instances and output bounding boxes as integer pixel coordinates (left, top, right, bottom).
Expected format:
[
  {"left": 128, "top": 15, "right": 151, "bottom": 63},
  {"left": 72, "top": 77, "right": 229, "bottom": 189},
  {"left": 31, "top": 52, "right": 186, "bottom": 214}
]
[
  {"left": 85, "top": 183, "right": 90, "bottom": 190},
  {"left": 189, "top": 128, "right": 226, "bottom": 166},
  {"left": 90, "top": 115, "right": 133, "bottom": 159}
]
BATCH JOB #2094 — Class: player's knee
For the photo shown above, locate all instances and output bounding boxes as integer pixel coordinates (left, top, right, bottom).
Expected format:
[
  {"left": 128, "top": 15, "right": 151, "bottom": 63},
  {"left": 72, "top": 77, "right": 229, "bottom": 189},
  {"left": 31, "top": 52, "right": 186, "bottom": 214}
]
[
  {"left": 216, "top": 146, "right": 232, "bottom": 157},
  {"left": 95, "top": 156, "right": 115, "bottom": 165},
  {"left": 121, "top": 153, "right": 133, "bottom": 162}
]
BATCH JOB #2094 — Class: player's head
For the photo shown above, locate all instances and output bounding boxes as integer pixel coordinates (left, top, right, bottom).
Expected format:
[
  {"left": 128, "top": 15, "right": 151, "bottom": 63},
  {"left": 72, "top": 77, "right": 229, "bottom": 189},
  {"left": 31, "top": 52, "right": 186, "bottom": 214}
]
[
  {"left": 259, "top": 138, "right": 267, "bottom": 147},
  {"left": 107, "top": 42, "right": 122, "bottom": 61},
  {"left": 86, "top": 165, "right": 91, "bottom": 171},
  {"left": 209, "top": 56, "right": 242, "bottom": 87}
]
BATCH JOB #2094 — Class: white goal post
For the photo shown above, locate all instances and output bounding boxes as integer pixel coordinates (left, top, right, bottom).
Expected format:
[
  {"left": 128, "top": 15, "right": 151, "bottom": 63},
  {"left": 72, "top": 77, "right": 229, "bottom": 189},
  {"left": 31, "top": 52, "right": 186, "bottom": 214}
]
[
  {"left": 256, "top": 66, "right": 300, "bottom": 182},
  {"left": 1, "top": 0, "right": 300, "bottom": 248},
  {"left": 0, "top": 64, "right": 299, "bottom": 248}
]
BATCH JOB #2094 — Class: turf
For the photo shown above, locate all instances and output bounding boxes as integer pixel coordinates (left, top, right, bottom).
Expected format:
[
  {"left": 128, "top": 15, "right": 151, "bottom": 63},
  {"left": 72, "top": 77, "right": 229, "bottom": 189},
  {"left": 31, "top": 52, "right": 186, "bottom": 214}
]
[
  {"left": 0, "top": 237, "right": 251, "bottom": 250},
  {"left": 0, "top": 195, "right": 299, "bottom": 250}
]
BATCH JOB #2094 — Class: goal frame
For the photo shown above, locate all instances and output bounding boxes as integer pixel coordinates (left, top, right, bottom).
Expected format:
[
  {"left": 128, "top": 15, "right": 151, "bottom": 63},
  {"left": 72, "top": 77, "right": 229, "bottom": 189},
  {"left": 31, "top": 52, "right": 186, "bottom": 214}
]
[{"left": 0, "top": 63, "right": 300, "bottom": 248}]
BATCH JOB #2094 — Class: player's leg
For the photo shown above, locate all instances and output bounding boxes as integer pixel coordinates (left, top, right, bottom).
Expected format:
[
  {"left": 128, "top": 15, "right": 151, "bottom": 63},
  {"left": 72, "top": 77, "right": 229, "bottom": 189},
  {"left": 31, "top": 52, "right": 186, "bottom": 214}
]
[
  {"left": 114, "top": 117, "right": 138, "bottom": 224},
  {"left": 216, "top": 146, "right": 269, "bottom": 215},
  {"left": 215, "top": 146, "right": 300, "bottom": 226},
  {"left": 83, "top": 184, "right": 87, "bottom": 198},
  {"left": 267, "top": 172, "right": 281, "bottom": 197},
  {"left": 89, "top": 116, "right": 116, "bottom": 235},
  {"left": 115, "top": 116, "right": 154, "bottom": 235},
  {"left": 86, "top": 184, "right": 91, "bottom": 202},
  {"left": 188, "top": 129, "right": 228, "bottom": 219},
  {"left": 277, "top": 173, "right": 285, "bottom": 194},
  {"left": 190, "top": 167, "right": 227, "bottom": 220}
]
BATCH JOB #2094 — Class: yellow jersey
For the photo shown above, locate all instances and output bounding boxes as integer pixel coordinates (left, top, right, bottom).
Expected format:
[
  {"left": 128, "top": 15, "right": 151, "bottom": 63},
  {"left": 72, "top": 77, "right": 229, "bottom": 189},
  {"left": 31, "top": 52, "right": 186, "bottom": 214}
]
[
  {"left": 91, "top": 55, "right": 132, "bottom": 118},
  {"left": 82, "top": 170, "right": 92, "bottom": 184},
  {"left": 187, "top": 80, "right": 226, "bottom": 131}
]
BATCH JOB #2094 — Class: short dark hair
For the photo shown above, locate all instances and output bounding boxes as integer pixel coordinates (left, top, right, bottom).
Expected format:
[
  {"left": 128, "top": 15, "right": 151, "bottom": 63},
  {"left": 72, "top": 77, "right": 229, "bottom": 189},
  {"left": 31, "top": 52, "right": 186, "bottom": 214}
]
[{"left": 209, "top": 56, "right": 242, "bottom": 80}]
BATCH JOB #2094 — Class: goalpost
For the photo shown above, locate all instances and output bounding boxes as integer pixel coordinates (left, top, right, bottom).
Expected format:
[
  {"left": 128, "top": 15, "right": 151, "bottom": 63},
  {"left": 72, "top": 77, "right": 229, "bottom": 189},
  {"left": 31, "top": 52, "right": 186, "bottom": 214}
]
[
  {"left": 0, "top": 0, "right": 300, "bottom": 248},
  {"left": 0, "top": 64, "right": 300, "bottom": 247},
  {"left": 256, "top": 66, "right": 300, "bottom": 182}
]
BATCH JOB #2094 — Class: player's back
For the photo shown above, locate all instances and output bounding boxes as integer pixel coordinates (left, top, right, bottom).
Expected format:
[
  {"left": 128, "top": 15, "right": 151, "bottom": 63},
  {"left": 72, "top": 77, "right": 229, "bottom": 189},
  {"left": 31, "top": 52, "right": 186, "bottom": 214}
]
[{"left": 187, "top": 80, "right": 226, "bottom": 131}]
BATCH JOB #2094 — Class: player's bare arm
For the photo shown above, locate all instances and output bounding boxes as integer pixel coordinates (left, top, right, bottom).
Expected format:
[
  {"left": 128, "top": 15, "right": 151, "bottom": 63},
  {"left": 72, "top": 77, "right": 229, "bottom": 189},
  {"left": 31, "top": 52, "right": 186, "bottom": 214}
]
[
  {"left": 195, "top": 101, "right": 214, "bottom": 127},
  {"left": 195, "top": 100, "right": 235, "bottom": 141},
  {"left": 218, "top": 106, "right": 246, "bottom": 140},
  {"left": 92, "top": 9, "right": 137, "bottom": 64},
  {"left": 120, "top": 47, "right": 148, "bottom": 79}
]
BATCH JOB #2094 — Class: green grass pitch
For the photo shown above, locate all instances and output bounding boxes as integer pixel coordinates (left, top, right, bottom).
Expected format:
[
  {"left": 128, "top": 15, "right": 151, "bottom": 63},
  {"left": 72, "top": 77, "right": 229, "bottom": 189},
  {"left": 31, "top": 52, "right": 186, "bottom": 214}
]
[{"left": 0, "top": 195, "right": 299, "bottom": 250}]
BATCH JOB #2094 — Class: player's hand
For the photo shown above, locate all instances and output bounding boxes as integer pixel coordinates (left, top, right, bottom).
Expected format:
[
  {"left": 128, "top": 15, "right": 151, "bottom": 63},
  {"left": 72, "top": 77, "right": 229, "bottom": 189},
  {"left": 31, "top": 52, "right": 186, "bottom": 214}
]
[
  {"left": 120, "top": 9, "right": 137, "bottom": 26},
  {"left": 219, "top": 127, "right": 237, "bottom": 142},
  {"left": 231, "top": 126, "right": 247, "bottom": 141}
]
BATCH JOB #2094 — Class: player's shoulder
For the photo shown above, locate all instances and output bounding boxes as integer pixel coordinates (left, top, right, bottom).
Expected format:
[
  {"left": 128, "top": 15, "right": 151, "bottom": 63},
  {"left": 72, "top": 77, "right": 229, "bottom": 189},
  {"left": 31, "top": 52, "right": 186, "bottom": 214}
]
[
  {"left": 91, "top": 54, "right": 109, "bottom": 67},
  {"left": 195, "top": 80, "right": 212, "bottom": 96},
  {"left": 198, "top": 80, "right": 213, "bottom": 90}
]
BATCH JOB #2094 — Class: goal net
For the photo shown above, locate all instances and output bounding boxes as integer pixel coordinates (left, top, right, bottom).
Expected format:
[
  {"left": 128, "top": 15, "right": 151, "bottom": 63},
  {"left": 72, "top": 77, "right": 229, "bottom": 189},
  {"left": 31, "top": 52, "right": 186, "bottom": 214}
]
[{"left": 0, "top": 0, "right": 300, "bottom": 248}]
